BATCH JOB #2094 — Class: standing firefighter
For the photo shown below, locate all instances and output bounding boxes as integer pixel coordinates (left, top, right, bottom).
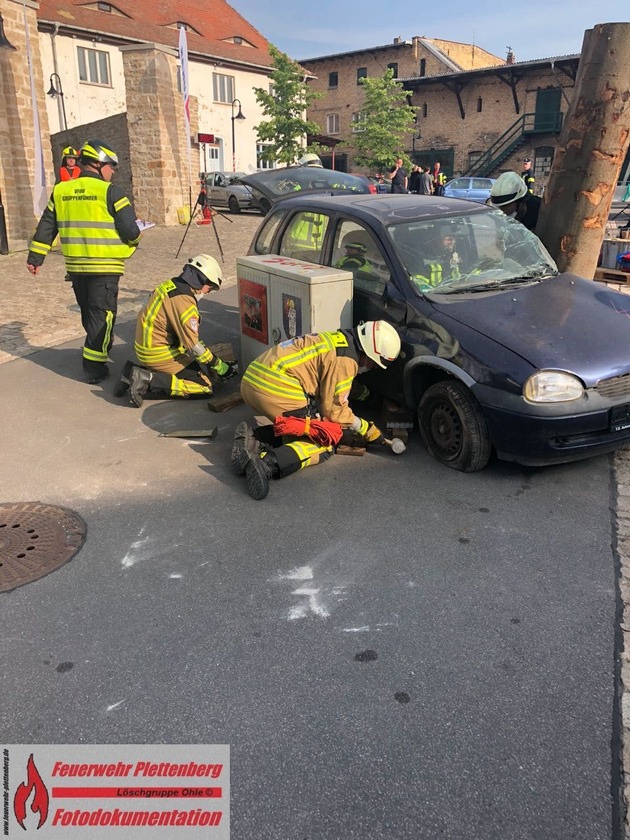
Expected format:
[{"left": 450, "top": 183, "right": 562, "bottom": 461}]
[
  {"left": 232, "top": 321, "right": 402, "bottom": 500},
  {"left": 27, "top": 139, "right": 141, "bottom": 384},
  {"left": 115, "top": 254, "right": 238, "bottom": 407}
]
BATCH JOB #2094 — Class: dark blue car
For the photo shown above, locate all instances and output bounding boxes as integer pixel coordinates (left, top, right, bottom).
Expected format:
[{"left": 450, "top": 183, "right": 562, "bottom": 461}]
[{"left": 248, "top": 193, "right": 630, "bottom": 472}]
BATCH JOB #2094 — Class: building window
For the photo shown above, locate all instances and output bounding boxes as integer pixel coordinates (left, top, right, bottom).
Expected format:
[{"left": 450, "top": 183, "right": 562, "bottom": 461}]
[
  {"left": 468, "top": 150, "right": 483, "bottom": 168},
  {"left": 534, "top": 146, "right": 554, "bottom": 179},
  {"left": 77, "top": 46, "right": 111, "bottom": 86},
  {"left": 257, "top": 143, "right": 276, "bottom": 170},
  {"left": 419, "top": 58, "right": 426, "bottom": 77},
  {"left": 387, "top": 63, "right": 398, "bottom": 78},
  {"left": 422, "top": 103, "right": 428, "bottom": 118},
  {"left": 351, "top": 111, "right": 367, "bottom": 133},
  {"left": 213, "top": 73, "right": 235, "bottom": 103},
  {"left": 97, "top": 1, "right": 112, "bottom": 10},
  {"left": 328, "top": 72, "right": 338, "bottom": 88},
  {"left": 357, "top": 67, "right": 367, "bottom": 84},
  {"left": 477, "top": 97, "right": 483, "bottom": 113},
  {"left": 327, "top": 114, "right": 340, "bottom": 135}
]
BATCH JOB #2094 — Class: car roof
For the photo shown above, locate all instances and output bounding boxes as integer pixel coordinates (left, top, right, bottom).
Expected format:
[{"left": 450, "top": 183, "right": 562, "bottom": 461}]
[{"left": 268, "top": 193, "right": 493, "bottom": 222}]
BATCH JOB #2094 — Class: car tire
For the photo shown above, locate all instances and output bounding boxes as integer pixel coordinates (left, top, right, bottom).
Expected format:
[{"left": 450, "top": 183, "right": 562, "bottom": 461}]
[
  {"left": 228, "top": 195, "right": 241, "bottom": 214},
  {"left": 418, "top": 380, "right": 491, "bottom": 472},
  {"left": 259, "top": 199, "right": 272, "bottom": 216}
]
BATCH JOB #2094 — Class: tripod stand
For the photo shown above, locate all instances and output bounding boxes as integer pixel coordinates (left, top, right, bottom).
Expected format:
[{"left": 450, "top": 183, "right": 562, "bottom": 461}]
[{"left": 175, "top": 183, "right": 233, "bottom": 261}]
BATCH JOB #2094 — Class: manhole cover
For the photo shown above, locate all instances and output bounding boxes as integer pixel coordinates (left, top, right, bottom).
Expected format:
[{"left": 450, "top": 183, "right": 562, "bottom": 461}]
[{"left": 0, "top": 502, "right": 86, "bottom": 593}]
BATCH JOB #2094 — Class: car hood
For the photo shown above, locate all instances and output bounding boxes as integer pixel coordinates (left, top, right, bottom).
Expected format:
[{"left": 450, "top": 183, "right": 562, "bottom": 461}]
[{"left": 430, "top": 273, "right": 630, "bottom": 386}]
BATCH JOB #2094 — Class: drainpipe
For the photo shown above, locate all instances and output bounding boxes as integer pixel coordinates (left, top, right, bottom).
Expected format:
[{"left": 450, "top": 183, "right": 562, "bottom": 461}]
[{"left": 50, "top": 24, "right": 64, "bottom": 135}]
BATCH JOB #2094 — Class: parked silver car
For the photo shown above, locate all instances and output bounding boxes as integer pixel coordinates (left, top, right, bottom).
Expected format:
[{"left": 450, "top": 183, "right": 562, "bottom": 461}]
[
  {"left": 444, "top": 176, "right": 496, "bottom": 203},
  {"left": 202, "top": 171, "right": 255, "bottom": 213}
]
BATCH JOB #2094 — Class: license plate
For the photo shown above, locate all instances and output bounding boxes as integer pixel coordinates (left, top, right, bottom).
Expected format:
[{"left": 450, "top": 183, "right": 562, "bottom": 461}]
[{"left": 611, "top": 403, "right": 630, "bottom": 432}]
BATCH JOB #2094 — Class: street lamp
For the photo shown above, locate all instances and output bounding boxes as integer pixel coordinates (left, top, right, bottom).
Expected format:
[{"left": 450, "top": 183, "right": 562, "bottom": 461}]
[
  {"left": 230, "top": 98, "right": 245, "bottom": 172},
  {"left": 47, "top": 72, "right": 68, "bottom": 138}
]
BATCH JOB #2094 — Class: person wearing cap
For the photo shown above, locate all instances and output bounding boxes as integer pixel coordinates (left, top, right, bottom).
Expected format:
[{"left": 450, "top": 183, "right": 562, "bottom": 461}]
[
  {"left": 232, "top": 321, "right": 402, "bottom": 500},
  {"left": 521, "top": 158, "right": 535, "bottom": 194},
  {"left": 27, "top": 139, "right": 141, "bottom": 384},
  {"left": 59, "top": 147, "right": 81, "bottom": 182},
  {"left": 335, "top": 237, "right": 372, "bottom": 273},
  {"left": 114, "top": 254, "right": 238, "bottom": 408},
  {"left": 489, "top": 171, "right": 541, "bottom": 231}
]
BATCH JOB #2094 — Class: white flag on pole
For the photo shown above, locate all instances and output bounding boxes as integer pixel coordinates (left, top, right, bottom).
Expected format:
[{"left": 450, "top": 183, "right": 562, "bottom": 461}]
[{"left": 178, "top": 25, "right": 192, "bottom": 193}]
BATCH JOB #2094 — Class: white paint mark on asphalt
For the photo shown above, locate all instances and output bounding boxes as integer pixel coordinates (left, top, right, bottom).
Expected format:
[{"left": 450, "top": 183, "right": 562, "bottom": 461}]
[
  {"left": 121, "top": 525, "right": 149, "bottom": 568},
  {"left": 36, "top": 435, "right": 71, "bottom": 466},
  {"left": 275, "top": 565, "right": 313, "bottom": 581},
  {"left": 106, "top": 700, "right": 125, "bottom": 711},
  {"left": 342, "top": 626, "right": 371, "bottom": 633},
  {"left": 169, "top": 573, "right": 183, "bottom": 579}
]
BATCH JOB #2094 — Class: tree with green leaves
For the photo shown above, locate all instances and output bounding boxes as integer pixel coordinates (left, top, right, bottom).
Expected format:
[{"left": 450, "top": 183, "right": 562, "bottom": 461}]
[
  {"left": 254, "top": 45, "right": 323, "bottom": 166},
  {"left": 352, "top": 69, "right": 417, "bottom": 174}
]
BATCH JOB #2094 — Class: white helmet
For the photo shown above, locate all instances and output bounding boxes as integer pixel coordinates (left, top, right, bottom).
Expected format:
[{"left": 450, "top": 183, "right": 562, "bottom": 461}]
[
  {"left": 490, "top": 171, "right": 528, "bottom": 207},
  {"left": 356, "top": 321, "right": 401, "bottom": 369},
  {"left": 186, "top": 254, "right": 222, "bottom": 290},
  {"left": 298, "top": 153, "right": 323, "bottom": 168}
]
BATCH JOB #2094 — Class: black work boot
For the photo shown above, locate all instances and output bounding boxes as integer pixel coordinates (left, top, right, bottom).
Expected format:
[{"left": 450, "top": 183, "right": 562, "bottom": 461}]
[
  {"left": 244, "top": 451, "right": 279, "bottom": 501},
  {"left": 129, "top": 366, "right": 153, "bottom": 408},
  {"left": 113, "top": 360, "right": 134, "bottom": 397},
  {"left": 86, "top": 364, "right": 109, "bottom": 385},
  {"left": 231, "top": 422, "right": 260, "bottom": 476}
]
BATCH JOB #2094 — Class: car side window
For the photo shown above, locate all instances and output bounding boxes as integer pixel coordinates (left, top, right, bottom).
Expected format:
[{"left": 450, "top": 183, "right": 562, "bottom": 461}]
[
  {"left": 449, "top": 179, "right": 467, "bottom": 190},
  {"left": 332, "top": 221, "right": 391, "bottom": 296},
  {"left": 253, "top": 211, "right": 287, "bottom": 255},
  {"left": 472, "top": 178, "right": 491, "bottom": 190},
  {"left": 279, "top": 212, "right": 329, "bottom": 263}
]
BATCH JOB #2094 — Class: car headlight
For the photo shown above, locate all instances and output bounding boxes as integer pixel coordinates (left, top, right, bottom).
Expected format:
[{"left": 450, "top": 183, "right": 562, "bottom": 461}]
[{"left": 523, "top": 371, "right": 584, "bottom": 403}]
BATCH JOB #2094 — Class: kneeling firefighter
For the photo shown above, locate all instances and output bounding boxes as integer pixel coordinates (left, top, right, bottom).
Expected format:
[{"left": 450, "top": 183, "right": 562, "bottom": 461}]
[
  {"left": 232, "top": 321, "right": 402, "bottom": 500},
  {"left": 115, "top": 253, "right": 238, "bottom": 407}
]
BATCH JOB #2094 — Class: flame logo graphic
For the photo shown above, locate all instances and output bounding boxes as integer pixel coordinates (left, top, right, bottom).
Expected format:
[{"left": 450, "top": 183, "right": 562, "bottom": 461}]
[{"left": 13, "top": 754, "right": 49, "bottom": 830}]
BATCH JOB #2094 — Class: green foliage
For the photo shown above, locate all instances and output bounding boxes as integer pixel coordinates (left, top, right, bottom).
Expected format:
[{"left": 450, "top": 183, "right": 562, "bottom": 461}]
[
  {"left": 352, "top": 69, "right": 416, "bottom": 174},
  {"left": 254, "top": 45, "right": 323, "bottom": 166}
]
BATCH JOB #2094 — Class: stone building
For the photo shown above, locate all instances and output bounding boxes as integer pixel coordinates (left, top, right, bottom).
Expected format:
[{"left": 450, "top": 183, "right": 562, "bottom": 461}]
[
  {"left": 0, "top": 0, "right": 274, "bottom": 250},
  {"left": 299, "top": 36, "right": 606, "bottom": 192}
]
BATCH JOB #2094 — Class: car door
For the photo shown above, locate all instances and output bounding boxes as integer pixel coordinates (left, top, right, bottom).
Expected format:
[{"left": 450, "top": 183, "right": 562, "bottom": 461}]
[
  {"left": 445, "top": 178, "right": 470, "bottom": 199},
  {"left": 330, "top": 219, "right": 408, "bottom": 401},
  {"left": 207, "top": 173, "right": 228, "bottom": 207},
  {"left": 471, "top": 178, "right": 493, "bottom": 203}
]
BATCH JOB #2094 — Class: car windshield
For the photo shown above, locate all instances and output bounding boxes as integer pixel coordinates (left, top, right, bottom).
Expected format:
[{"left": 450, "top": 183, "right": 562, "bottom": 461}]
[
  {"left": 243, "top": 167, "right": 368, "bottom": 197},
  {"left": 386, "top": 210, "right": 558, "bottom": 295}
]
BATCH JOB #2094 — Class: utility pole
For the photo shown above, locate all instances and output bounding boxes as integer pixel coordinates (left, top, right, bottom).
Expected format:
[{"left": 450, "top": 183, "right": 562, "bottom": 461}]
[{"left": 536, "top": 22, "right": 630, "bottom": 278}]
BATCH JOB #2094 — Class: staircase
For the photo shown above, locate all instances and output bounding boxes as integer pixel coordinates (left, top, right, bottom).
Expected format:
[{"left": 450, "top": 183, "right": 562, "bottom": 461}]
[{"left": 465, "top": 112, "right": 563, "bottom": 178}]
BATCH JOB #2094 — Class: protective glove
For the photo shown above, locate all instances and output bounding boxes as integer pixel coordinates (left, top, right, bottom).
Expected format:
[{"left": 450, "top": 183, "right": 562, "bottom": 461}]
[
  {"left": 339, "top": 428, "right": 363, "bottom": 448},
  {"left": 363, "top": 422, "right": 385, "bottom": 447},
  {"left": 212, "top": 358, "right": 239, "bottom": 380}
]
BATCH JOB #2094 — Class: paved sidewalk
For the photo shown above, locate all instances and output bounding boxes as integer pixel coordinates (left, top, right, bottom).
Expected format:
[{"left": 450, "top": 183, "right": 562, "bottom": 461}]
[{"left": 0, "top": 214, "right": 261, "bottom": 365}]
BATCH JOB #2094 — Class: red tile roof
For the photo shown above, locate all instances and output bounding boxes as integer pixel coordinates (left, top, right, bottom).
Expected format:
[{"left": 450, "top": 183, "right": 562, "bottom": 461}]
[{"left": 37, "top": 0, "right": 273, "bottom": 69}]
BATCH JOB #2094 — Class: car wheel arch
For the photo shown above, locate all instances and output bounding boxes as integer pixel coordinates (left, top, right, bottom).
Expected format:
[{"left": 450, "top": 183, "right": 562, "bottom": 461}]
[{"left": 402, "top": 355, "right": 476, "bottom": 408}]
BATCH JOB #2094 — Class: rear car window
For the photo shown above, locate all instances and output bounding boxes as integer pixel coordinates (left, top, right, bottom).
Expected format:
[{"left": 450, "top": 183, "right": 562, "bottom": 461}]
[{"left": 252, "top": 211, "right": 287, "bottom": 255}]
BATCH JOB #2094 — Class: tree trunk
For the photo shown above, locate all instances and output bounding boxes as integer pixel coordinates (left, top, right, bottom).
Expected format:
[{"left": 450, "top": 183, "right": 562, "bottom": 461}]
[{"left": 537, "top": 23, "right": 630, "bottom": 278}]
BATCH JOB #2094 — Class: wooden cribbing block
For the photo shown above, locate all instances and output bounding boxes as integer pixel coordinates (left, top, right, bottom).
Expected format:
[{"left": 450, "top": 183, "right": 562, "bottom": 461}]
[
  {"left": 207, "top": 391, "right": 244, "bottom": 412},
  {"left": 336, "top": 445, "right": 367, "bottom": 456},
  {"left": 208, "top": 342, "right": 237, "bottom": 362}
]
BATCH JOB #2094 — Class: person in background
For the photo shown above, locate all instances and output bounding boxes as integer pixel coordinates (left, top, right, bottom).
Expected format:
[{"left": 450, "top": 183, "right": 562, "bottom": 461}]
[
  {"left": 489, "top": 171, "right": 541, "bottom": 231},
  {"left": 419, "top": 166, "right": 433, "bottom": 195},
  {"left": 408, "top": 165, "right": 421, "bottom": 194},
  {"left": 521, "top": 158, "right": 535, "bottom": 194},
  {"left": 26, "top": 139, "right": 141, "bottom": 384},
  {"left": 59, "top": 147, "right": 81, "bottom": 182},
  {"left": 388, "top": 158, "right": 408, "bottom": 193},
  {"left": 432, "top": 161, "right": 447, "bottom": 196}
]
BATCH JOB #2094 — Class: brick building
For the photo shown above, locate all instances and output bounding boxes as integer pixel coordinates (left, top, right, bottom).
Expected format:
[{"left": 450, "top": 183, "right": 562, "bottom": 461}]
[
  {"left": 0, "top": 0, "right": 274, "bottom": 250},
  {"left": 299, "top": 36, "right": 608, "bottom": 192}
]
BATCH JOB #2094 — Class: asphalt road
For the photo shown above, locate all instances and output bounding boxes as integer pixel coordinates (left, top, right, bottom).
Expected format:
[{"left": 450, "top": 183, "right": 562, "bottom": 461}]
[{"left": 0, "top": 285, "right": 622, "bottom": 839}]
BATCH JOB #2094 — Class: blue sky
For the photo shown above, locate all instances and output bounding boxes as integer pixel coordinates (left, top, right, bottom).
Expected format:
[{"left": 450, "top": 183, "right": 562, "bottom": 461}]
[{"left": 230, "top": 0, "right": 629, "bottom": 64}]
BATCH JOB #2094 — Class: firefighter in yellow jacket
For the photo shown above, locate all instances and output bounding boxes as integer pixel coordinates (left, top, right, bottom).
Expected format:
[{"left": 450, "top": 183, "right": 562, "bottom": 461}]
[
  {"left": 114, "top": 254, "right": 237, "bottom": 407},
  {"left": 27, "top": 139, "right": 141, "bottom": 384},
  {"left": 232, "top": 320, "right": 401, "bottom": 500}
]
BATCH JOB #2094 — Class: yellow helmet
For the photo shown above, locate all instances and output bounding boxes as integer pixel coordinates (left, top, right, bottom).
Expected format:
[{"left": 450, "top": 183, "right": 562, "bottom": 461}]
[
  {"left": 62, "top": 146, "right": 78, "bottom": 158},
  {"left": 356, "top": 321, "right": 401, "bottom": 369}
]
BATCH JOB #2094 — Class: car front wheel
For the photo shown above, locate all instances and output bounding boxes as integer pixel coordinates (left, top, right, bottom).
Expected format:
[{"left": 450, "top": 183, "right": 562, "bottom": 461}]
[
  {"left": 228, "top": 195, "right": 241, "bottom": 214},
  {"left": 418, "top": 380, "right": 491, "bottom": 472}
]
